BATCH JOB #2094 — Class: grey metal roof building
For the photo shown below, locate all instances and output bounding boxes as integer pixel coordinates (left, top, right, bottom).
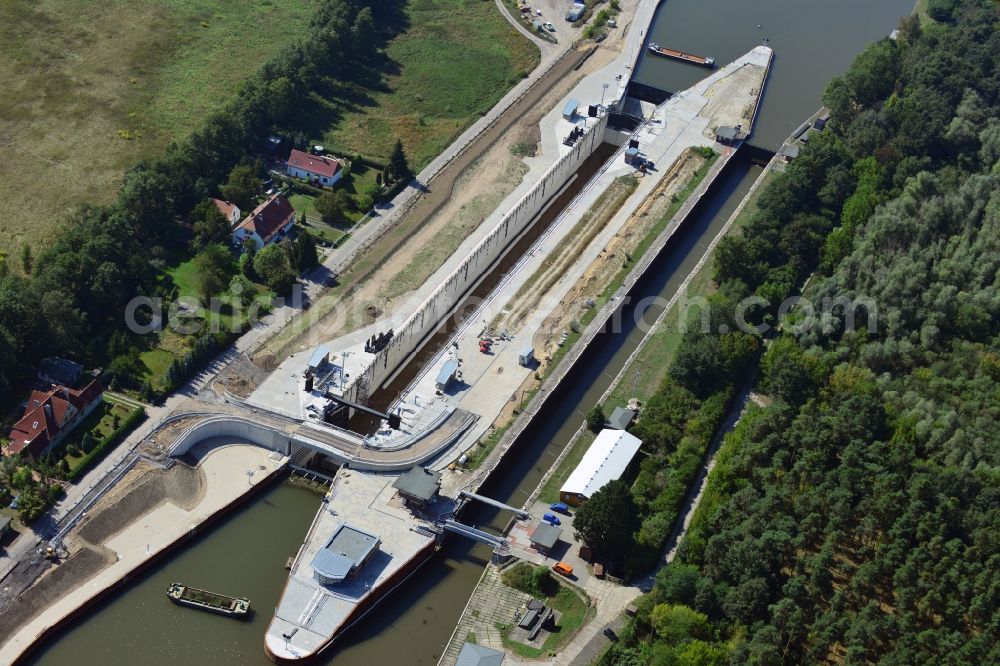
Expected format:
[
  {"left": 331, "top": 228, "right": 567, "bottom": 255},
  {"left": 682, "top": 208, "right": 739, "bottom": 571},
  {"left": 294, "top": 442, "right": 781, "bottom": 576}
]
[
  {"left": 436, "top": 358, "right": 459, "bottom": 390},
  {"left": 529, "top": 522, "right": 562, "bottom": 552},
  {"left": 715, "top": 126, "right": 740, "bottom": 144},
  {"left": 311, "top": 524, "right": 380, "bottom": 585},
  {"left": 456, "top": 642, "right": 504, "bottom": 666},
  {"left": 606, "top": 406, "right": 636, "bottom": 430},
  {"left": 38, "top": 357, "right": 83, "bottom": 387},
  {"left": 392, "top": 466, "right": 442, "bottom": 505}
]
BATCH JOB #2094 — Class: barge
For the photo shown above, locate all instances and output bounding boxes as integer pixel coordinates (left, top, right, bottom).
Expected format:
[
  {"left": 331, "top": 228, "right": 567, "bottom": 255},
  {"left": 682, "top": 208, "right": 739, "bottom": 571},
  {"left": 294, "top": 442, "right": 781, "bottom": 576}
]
[
  {"left": 167, "top": 582, "right": 250, "bottom": 617},
  {"left": 647, "top": 42, "right": 715, "bottom": 67}
]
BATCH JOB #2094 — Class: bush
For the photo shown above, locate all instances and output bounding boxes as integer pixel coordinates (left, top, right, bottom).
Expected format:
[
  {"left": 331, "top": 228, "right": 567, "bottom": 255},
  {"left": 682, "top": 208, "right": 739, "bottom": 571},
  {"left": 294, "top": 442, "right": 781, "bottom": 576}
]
[
  {"left": 586, "top": 404, "right": 606, "bottom": 432},
  {"left": 502, "top": 562, "right": 558, "bottom": 597}
]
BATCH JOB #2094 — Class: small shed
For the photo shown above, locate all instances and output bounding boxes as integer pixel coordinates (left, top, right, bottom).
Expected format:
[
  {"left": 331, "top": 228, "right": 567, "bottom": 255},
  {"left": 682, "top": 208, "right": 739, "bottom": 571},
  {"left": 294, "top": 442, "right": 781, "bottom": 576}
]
[
  {"left": 532, "top": 19, "right": 543, "bottom": 32},
  {"left": 456, "top": 642, "right": 505, "bottom": 666},
  {"left": 778, "top": 144, "right": 800, "bottom": 162},
  {"left": 563, "top": 99, "right": 579, "bottom": 120},
  {"left": 715, "top": 126, "right": 740, "bottom": 146},
  {"left": 606, "top": 406, "right": 636, "bottom": 430},
  {"left": 308, "top": 346, "right": 330, "bottom": 373},
  {"left": 435, "top": 358, "right": 459, "bottom": 391},
  {"left": 393, "top": 466, "right": 442, "bottom": 506},
  {"left": 624, "top": 146, "right": 640, "bottom": 164},
  {"left": 518, "top": 347, "right": 535, "bottom": 368},
  {"left": 813, "top": 112, "right": 830, "bottom": 131},
  {"left": 529, "top": 522, "right": 562, "bottom": 554},
  {"left": 0, "top": 515, "right": 11, "bottom": 539}
]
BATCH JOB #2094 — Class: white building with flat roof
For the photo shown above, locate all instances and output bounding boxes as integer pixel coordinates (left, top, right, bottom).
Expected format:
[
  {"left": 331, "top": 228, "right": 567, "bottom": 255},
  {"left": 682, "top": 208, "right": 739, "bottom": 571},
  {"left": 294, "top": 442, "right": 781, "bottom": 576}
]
[{"left": 559, "top": 428, "right": 642, "bottom": 506}]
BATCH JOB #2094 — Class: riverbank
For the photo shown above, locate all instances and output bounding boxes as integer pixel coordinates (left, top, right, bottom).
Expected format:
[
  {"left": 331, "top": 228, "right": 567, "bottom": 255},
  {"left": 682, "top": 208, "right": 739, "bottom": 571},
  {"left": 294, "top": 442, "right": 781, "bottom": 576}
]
[{"left": 1, "top": 440, "right": 286, "bottom": 665}]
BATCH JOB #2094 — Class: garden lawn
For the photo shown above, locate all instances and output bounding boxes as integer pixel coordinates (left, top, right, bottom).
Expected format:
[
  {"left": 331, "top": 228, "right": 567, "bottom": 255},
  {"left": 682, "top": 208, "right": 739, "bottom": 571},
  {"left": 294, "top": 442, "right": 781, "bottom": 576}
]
[
  {"left": 0, "top": 0, "right": 318, "bottom": 255},
  {"left": 58, "top": 399, "right": 133, "bottom": 472}
]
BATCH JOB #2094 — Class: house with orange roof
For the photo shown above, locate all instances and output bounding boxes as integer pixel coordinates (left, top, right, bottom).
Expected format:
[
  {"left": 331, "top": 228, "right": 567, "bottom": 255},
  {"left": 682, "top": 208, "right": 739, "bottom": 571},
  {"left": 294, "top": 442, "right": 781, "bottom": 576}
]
[
  {"left": 286, "top": 148, "right": 344, "bottom": 187},
  {"left": 232, "top": 194, "right": 296, "bottom": 251},
  {"left": 211, "top": 198, "right": 242, "bottom": 226},
  {"left": 5, "top": 380, "right": 104, "bottom": 460}
]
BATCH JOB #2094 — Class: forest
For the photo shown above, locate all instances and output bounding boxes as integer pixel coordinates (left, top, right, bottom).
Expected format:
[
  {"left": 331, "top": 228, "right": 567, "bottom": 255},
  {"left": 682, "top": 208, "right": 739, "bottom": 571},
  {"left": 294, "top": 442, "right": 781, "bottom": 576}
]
[{"left": 601, "top": 1, "right": 999, "bottom": 664}]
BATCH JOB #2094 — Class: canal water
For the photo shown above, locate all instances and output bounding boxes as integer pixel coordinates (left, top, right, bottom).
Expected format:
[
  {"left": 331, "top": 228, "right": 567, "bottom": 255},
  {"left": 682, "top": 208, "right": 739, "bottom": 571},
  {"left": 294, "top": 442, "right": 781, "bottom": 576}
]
[
  {"left": 25, "top": 481, "right": 320, "bottom": 666},
  {"left": 26, "top": 1, "right": 915, "bottom": 662},
  {"left": 633, "top": 0, "right": 915, "bottom": 150}
]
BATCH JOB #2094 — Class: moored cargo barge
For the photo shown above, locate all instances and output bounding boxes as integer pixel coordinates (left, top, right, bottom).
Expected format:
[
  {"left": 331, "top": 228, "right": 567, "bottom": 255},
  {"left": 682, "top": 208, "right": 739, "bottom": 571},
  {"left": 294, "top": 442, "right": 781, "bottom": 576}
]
[
  {"left": 647, "top": 42, "right": 715, "bottom": 67},
  {"left": 167, "top": 582, "right": 250, "bottom": 617}
]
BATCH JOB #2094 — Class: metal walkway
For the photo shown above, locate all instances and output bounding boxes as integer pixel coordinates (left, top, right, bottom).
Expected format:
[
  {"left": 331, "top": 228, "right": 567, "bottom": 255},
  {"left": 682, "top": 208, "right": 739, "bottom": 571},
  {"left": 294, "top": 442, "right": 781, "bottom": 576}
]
[
  {"left": 458, "top": 491, "right": 530, "bottom": 519},
  {"left": 442, "top": 520, "right": 506, "bottom": 548}
]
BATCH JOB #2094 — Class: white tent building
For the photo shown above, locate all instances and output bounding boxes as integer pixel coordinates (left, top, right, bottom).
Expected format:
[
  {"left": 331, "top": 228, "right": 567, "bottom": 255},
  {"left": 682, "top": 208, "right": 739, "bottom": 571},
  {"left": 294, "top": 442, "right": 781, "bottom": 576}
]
[{"left": 559, "top": 428, "right": 642, "bottom": 506}]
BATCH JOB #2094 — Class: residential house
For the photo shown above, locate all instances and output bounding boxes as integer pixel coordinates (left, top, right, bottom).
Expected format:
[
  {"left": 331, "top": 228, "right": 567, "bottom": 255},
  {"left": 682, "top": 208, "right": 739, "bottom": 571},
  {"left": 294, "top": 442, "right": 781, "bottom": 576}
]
[
  {"left": 6, "top": 380, "right": 104, "bottom": 460},
  {"left": 286, "top": 148, "right": 343, "bottom": 188},
  {"left": 232, "top": 195, "right": 296, "bottom": 251},
  {"left": 211, "top": 198, "right": 242, "bottom": 226}
]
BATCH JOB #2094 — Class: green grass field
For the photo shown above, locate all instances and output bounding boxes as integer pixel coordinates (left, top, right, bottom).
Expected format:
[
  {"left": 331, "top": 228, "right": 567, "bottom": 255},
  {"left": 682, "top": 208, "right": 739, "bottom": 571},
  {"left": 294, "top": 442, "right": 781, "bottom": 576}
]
[
  {"left": 0, "top": 0, "right": 317, "bottom": 255},
  {"left": 314, "top": 0, "right": 540, "bottom": 168}
]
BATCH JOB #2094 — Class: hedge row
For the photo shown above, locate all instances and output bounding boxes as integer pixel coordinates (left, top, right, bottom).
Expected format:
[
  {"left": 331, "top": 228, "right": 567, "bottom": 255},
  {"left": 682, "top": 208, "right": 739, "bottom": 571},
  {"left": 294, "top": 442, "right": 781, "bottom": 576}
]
[{"left": 68, "top": 405, "right": 147, "bottom": 482}]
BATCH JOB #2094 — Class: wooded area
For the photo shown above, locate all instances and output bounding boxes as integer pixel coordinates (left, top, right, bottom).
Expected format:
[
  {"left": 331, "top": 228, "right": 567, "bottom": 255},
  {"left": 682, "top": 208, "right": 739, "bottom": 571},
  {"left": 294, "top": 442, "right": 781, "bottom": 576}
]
[{"left": 604, "top": 2, "right": 999, "bottom": 663}]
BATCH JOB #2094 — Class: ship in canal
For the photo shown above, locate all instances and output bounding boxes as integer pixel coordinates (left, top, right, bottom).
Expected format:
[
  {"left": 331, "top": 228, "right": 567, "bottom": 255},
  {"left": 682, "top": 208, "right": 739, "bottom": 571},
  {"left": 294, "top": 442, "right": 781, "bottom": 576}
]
[
  {"left": 647, "top": 42, "right": 715, "bottom": 67},
  {"left": 166, "top": 582, "right": 250, "bottom": 618}
]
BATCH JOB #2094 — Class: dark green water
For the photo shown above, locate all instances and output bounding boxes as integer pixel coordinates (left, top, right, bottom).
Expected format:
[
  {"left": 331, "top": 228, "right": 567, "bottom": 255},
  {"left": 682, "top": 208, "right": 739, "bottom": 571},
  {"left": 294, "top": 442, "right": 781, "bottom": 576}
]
[{"left": 24, "top": 480, "right": 320, "bottom": 666}]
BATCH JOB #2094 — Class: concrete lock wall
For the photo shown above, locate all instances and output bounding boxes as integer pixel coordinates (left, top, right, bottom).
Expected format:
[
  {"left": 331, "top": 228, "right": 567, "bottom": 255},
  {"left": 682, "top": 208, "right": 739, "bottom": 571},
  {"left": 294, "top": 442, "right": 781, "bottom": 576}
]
[
  {"left": 347, "top": 113, "right": 611, "bottom": 401},
  {"left": 170, "top": 417, "right": 294, "bottom": 458}
]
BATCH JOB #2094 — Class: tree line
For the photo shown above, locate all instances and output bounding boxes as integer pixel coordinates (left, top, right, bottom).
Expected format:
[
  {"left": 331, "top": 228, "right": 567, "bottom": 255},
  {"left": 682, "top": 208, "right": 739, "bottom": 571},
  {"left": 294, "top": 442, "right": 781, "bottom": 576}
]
[
  {"left": 602, "top": 2, "right": 999, "bottom": 664},
  {"left": 0, "top": 0, "right": 406, "bottom": 404}
]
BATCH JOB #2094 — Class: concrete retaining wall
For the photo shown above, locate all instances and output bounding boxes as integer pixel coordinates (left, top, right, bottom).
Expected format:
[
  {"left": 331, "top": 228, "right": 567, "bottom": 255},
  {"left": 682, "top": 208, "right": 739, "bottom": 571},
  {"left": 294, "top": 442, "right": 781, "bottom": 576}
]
[
  {"left": 170, "top": 417, "right": 295, "bottom": 458},
  {"left": 346, "top": 112, "right": 611, "bottom": 402}
]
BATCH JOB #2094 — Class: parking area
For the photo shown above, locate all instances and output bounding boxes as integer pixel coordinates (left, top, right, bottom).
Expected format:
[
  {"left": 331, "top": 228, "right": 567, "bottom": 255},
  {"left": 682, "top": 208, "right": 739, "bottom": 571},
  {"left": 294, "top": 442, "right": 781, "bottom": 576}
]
[{"left": 506, "top": 500, "right": 596, "bottom": 586}]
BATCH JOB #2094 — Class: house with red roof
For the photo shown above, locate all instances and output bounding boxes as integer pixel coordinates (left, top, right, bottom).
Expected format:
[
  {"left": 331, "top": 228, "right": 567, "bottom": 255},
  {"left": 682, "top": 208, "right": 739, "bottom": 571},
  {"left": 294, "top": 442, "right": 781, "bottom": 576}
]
[
  {"left": 6, "top": 380, "right": 104, "bottom": 460},
  {"left": 211, "top": 198, "right": 242, "bottom": 226},
  {"left": 232, "top": 194, "right": 296, "bottom": 251},
  {"left": 286, "top": 149, "right": 344, "bottom": 188}
]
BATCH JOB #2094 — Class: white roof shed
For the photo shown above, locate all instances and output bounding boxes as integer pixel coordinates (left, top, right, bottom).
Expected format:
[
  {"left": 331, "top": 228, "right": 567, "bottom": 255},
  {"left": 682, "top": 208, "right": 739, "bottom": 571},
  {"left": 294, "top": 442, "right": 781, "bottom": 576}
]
[{"left": 560, "top": 429, "right": 642, "bottom": 500}]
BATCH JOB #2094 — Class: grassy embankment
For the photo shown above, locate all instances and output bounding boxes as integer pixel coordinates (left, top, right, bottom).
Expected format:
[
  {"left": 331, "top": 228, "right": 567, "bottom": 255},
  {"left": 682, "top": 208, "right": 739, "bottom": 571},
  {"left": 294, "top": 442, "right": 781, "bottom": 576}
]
[
  {"left": 0, "top": 0, "right": 318, "bottom": 256},
  {"left": 536, "top": 160, "right": 776, "bottom": 503},
  {"left": 468, "top": 152, "right": 720, "bottom": 473}
]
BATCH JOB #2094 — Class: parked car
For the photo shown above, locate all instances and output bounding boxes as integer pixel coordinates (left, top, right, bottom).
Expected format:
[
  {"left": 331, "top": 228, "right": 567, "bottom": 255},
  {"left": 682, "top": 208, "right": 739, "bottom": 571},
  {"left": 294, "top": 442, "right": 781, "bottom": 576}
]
[
  {"left": 544, "top": 22, "right": 556, "bottom": 32},
  {"left": 549, "top": 502, "right": 569, "bottom": 514},
  {"left": 603, "top": 626, "right": 618, "bottom": 641},
  {"left": 552, "top": 561, "right": 574, "bottom": 577},
  {"left": 542, "top": 512, "right": 561, "bottom": 526}
]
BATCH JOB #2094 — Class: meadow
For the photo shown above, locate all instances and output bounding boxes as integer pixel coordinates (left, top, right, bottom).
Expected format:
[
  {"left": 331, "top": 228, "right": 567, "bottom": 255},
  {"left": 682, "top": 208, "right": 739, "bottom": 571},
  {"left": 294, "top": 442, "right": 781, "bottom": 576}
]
[
  {"left": 0, "top": 0, "right": 317, "bottom": 255},
  {"left": 312, "top": 0, "right": 540, "bottom": 168}
]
